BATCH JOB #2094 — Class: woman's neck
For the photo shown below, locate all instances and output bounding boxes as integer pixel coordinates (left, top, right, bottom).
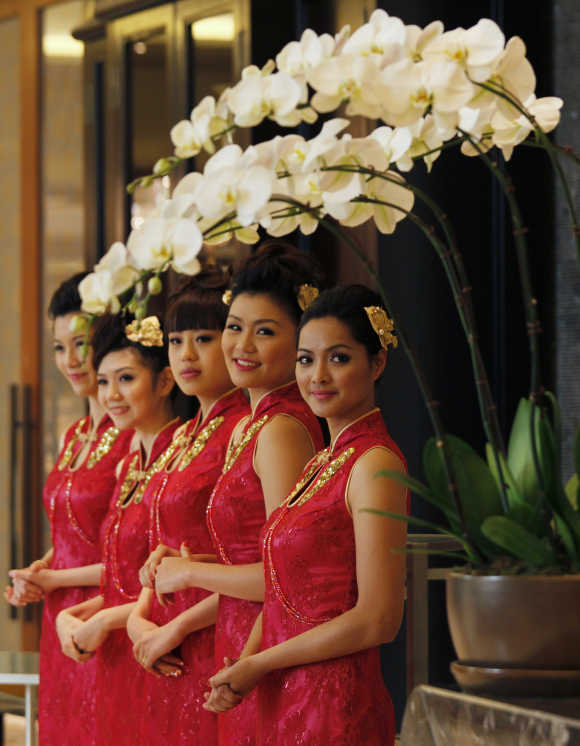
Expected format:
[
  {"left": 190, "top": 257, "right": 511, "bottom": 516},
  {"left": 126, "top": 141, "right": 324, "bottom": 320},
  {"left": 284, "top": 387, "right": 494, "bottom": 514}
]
[
  {"left": 87, "top": 396, "right": 106, "bottom": 429},
  {"left": 135, "top": 406, "right": 175, "bottom": 463},
  {"left": 197, "top": 387, "right": 234, "bottom": 422}
]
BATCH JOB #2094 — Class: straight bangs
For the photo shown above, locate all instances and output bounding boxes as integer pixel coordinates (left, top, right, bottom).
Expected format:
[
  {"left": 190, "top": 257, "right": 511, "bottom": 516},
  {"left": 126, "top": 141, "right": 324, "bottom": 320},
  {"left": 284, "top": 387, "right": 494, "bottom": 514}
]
[{"left": 165, "top": 293, "right": 228, "bottom": 334}]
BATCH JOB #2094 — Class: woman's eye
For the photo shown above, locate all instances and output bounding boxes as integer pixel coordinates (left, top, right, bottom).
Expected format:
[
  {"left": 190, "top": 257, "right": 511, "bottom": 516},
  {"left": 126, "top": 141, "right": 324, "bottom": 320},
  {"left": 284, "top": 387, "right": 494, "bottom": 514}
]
[
  {"left": 120, "top": 374, "right": 134, "bottom": 383},
  {"left": 168, "top": 336, "right": 181, "bottom": 346},
  {"left": 97, "top": 378, "right": 107, "bottom": 386},
  {"left": 257, "top": 327, "right": 275, "bottom": 336},
  {"left": 296, "top": 355, "right": 312, "bottom": 365},
  {"left": 75, "top": 339, "right": 85, "bottom": 348},
  {"left": 196, "top": 335, "right": 212, "bottom": 344},
  {"left": 53, "top": 344, "right": 64, "bottom": 353},
  {"left": 226, "top": 323, "right": 241, "bottom": 332},
  {"left": 330, "top": 352, "right": 350, "bottom": 363}
]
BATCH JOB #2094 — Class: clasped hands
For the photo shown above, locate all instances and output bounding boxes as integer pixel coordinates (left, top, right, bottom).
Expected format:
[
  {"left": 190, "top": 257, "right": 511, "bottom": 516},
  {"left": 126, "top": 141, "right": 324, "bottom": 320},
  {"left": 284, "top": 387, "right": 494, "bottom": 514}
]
[
  {"left": 203, "top": 656, "right": 265, "bottom": 713},
  {"left": 4, "top": 560, "right": 52, "bottom": 606}
]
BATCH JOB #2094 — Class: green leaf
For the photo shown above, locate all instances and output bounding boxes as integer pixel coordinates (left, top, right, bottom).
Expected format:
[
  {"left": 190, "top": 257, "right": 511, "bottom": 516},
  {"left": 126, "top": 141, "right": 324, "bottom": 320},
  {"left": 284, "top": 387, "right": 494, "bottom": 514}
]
[
  {"left": 574, "top": 426, "right": 580, "bottom": 480},
  {"left": 423, "top": 435, "right": 503, "bottom": 557},
  {"left": 544, "top": 391, "right": 562, "bottom": 464},
  {"left": 481, "top": 516, "right": 557, "bottom": 566},
  {"left": 553, "top": 510, "right": 579, "bottom": 564},
  {"left": 565, "top": 474, "right": 579, "bottom": 510},
  {"left": 485, "top": 443, "right": 525, "bottom": 508},
  {"left": 505, "top": 503, "right": 544, "bottom": 534},
  {"left": 506, "top": 398, "right": 550, "bottom": 508},
  {"left": 375, "top": 468, "right": 460, "bottom": 530}
]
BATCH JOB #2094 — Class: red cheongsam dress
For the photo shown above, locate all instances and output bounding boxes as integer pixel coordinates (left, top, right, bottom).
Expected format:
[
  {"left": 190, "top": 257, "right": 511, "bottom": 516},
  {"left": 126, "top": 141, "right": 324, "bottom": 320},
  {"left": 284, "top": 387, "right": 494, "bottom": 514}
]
[
  {"left": 258, "top": 409, "right": 407, "bottom": 746},
  {"left": 140, "top": 389, "right": 249, "bottom": 746},
  {"left": 39, "top": 414, "right": 132, "bottom": 746},
  {"left": 96, "top": 419, "right": 180, "bottom": 746},
  {"left": 207, "top": 381, "right": 324, "bottom": 746}
]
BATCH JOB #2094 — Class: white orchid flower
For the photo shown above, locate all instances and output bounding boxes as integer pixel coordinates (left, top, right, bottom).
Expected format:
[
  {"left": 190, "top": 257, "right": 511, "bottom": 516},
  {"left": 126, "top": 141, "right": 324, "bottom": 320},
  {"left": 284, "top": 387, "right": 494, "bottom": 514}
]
[
  {"left": 341, "top": 9, "right": 406, "bottom": 68},
  {"left": 370, "top": 126, "right": 413, "bottom": 166},
  {"left": 403, "top": 21, "right": 444, "bottom": 62},
  {"left": 396, "top": 116, "right": 444, "bottom": 172},
  {"left": 127, "top": 216, "right": 202, "bottom": 275},
  {"left": 423, "top": 19, "right": 505, "bottom": 83},
  {"left": 458, "top": 105, "right": 495, "bottom": 156},
  {"left": 228, "top": 68, "right": 302, "bottom": 128},
  {"left": 276, "top": 28, "right": 335, "bottom": 77},
  {"left": 491, "top": 94, "right": 563, "bottom": 160},
  {"left": 484, "top": 36, "right": 536, "bottom": 118},
  {"left": 170, "top": 96, "right": 226, "bottom": 158},
  {"left": 79, "top": 270, "right": 119, "bottom": 315},
  {"left": 196, "top": 144, "right": 274, "bottom": 227},
  {"left": 326, "top": 170, "right": 414, "bottom": 234},
  {"left": 309, "top": 55, "right": 385, "bottom": 118},
  {"left": 94, "top": 242, "right": 139, "bottom": 296},
  {"left": 381, "top": 58, "right": 474, "bottom": 126}
]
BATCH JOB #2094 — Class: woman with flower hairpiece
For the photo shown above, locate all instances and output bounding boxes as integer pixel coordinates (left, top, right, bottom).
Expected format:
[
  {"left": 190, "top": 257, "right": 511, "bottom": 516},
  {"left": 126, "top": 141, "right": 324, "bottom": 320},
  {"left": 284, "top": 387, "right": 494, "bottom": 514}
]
[
  {"left": 55, "top": 312, "right": 179, "bottom": 746},
  {"left": 153, "top": 242, "right": 325, "bottom": 746},
  {"left": 4, "top": 273, "right": 133, "bottom": 746},
  {"left": 205, "top": 284, "right": 408, "bottom": 746},
  {"left": 123, "top": 268, "right": 250, "bottom": 746}
]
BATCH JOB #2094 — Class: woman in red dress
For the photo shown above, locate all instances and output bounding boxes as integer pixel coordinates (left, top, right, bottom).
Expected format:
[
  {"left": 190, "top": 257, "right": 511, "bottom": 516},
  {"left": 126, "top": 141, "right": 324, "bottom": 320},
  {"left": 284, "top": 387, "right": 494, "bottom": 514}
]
[
  {"left": 207, "top": 285, "right": 408, "bottom": 746},
  {"left": 5, "top": 273, "right": 133, "bottom": 746},
  {"left": 55, "top": 312, "right": 179, "bottom": 746},
  {"left": 125, "top": 269, "right": 249, "bottom": 746},
  {"left": 154, "top": 243, "right": 325, "bottom": 746}
]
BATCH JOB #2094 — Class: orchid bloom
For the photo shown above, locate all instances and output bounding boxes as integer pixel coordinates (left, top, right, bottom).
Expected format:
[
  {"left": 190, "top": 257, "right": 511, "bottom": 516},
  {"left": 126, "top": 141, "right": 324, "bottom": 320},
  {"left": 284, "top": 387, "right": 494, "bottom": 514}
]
[
  {"left": 94, "top": 242, "right": 140, "bottom": 296},
  {"left": 491, "top": 94, "right": 563, "bottom": 160},
  {"left": 127, "top": 215, "right": 203, "bottom": 276},
  {"left": 79, "top": 270, "right": 120, "bottom": 315}
]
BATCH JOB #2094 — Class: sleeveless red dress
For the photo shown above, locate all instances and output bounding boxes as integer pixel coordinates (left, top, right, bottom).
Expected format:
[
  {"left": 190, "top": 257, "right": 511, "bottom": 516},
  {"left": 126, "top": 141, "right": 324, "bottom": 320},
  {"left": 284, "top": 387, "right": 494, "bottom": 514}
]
[
  {"left": 207, "top": 381, "right": 324, "bottom": 746},
  {"left": 140, "top": 389, "right": 249, "bottom": 746},
  {"left": 39, "top": 414, "right": 132, "bottom": 746},
  {"left": 96, "top": 419, "right": 180, "bottom": 746},
  {"left": 258, "top": 409, "right": 407, "bottom": 746}
]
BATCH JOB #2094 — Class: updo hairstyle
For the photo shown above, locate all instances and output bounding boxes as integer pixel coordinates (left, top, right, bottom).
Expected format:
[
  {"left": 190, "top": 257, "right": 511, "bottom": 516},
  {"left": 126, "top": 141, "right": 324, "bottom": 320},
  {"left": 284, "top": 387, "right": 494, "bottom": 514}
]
[
  {"left": 91, "top": 313, "right": 169, "bottom": 378},
  {"left": 299, "top": 284, "right": 385, "bottom": 358},
  {"left": 48, "top": 271, "right": 89, "bottom": 319},
  {"left": 228, "top": 240, "right": 324, "bottom": 325},
  {"left": 165, "top": 266, "right": 231, "bottom": 333}
]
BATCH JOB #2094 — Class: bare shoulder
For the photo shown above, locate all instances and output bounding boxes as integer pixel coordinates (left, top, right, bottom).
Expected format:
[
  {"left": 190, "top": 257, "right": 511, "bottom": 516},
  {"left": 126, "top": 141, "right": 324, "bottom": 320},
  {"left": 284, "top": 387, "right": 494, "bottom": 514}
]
[
  {"left": 260, "top": 412, "right": 312, "bottom": 441},
  {"left": 348, "top": 446, "right": 406, "bottom": 512}
]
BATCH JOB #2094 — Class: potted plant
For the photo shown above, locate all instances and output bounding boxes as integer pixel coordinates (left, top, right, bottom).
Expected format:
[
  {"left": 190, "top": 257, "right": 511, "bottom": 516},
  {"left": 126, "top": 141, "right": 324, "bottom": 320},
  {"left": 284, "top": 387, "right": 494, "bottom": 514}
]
[{"left": 77, "top": 9, "right": 580, "bottom": 694}]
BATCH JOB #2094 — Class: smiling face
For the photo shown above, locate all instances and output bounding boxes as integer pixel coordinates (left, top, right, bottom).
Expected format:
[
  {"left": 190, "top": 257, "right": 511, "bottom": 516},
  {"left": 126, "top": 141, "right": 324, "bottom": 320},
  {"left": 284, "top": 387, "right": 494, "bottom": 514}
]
[
  {"left": 221, "top": 292, "right": 298, "bottom": 401},
  {"left": 168, "top": 328, "right": 233, "bottom": 402},
  {"left": 296, "top": 316, "right": 386, "bottom": 438},
  {"left": 97, "top": 347, "right": 173, "bottom": 432},
  {"left": 53, "top": 312, "right": 97, "bottom": 398}
]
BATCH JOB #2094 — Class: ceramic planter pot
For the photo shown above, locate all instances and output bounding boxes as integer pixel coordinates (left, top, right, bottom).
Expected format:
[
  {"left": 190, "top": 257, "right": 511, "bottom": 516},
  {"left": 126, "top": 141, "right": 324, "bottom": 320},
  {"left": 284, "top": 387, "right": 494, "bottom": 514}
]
[{"left": 446, "top": 572, "right": 580, "bottom": 668}]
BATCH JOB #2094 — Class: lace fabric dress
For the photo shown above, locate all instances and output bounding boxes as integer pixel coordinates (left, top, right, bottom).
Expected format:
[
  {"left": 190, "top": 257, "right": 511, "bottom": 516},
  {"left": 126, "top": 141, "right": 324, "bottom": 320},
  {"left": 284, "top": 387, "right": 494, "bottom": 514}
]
[
  {"left": 96, "top": 419, "right": 180, "bottom": 746},
  {"left": 39, "top": 414, "right": 132, "bottom": 746},
  {"left": 258, "top": 409, "right": 407, "bottom": 746},
  {"left": 140, "top": 389, "right": 249, "bottom": 746},
  {"left": 207, "top": 381, "right": 324, "bottom": 746}
]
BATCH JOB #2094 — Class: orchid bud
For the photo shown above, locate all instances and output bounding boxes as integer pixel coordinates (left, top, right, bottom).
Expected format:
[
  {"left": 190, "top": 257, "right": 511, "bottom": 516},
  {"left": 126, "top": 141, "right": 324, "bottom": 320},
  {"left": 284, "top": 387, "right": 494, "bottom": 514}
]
[{"left": 148, "top": 276, "right": 163, "bottom": 296}]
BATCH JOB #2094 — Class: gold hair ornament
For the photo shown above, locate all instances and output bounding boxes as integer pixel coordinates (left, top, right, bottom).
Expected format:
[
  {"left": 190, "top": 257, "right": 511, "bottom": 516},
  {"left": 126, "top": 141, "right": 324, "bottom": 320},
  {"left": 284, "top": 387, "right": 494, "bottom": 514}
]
[
  {"left": 125, "top": 316, "right": 164, "bottom": 347},
  {"left": 297, "top": 284, "right": 319, "bottom": 312},
  {"left": 222, "top": 289, "right": 233, "bottom": 306},
  {"left": 364, "top": 306, "right": 398, "bottom": 349}
]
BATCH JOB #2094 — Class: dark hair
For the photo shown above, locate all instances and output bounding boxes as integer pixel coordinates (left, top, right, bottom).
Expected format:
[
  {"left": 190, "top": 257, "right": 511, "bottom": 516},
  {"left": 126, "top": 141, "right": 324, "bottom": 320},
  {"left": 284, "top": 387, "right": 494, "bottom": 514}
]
[
  {"left": 48, "top": 271, "right": 89, "bottom": 319},
  {"left": 91, "top": 313, "right": 169, "bottom": 376},
  {"left": 228, "top": 240, "right": 324, "bottom": 325},
  {"left": 165, "top": 266, "right": 231, "bottom": 333},
  {"left": 299, "top": 284, "right": 386, "bottom": 358}
]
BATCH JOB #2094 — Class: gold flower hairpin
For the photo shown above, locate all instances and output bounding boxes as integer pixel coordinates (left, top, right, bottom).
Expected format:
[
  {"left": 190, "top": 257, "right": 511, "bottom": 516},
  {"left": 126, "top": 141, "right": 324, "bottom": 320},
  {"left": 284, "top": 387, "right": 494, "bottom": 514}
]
[
  {"left": 364, "top": 306, "right": 398, "bottom": 349},
  {"left": 297, "top": 284, "right": 319, "bottom": 311},
  {"left": 222, "top": 289, "right": 233, "bottom": 306},
  {"left": 125, "top": 316, "right": 164, "bottom": 347}
]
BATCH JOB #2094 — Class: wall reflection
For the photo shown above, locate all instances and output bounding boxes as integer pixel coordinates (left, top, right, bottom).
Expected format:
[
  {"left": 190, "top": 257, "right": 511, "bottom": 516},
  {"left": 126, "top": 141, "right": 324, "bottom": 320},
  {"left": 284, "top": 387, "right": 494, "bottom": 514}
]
[{"left": 41, "top": 0, "right": 87, "bottom": 551}]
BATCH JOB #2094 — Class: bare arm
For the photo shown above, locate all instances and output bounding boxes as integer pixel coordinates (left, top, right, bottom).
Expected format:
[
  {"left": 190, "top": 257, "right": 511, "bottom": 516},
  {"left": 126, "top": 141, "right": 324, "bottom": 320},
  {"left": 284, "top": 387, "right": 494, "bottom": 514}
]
[
  {"left": 208, "top": 447, "right": 407, "bottom": 699},
  {"left": 254, "top": 415, "right": 316, "bottom": 516},
  {"left": 10, "top": 564, "right": 102, "bottom": 594},
  {"left": 155, "top": 559, "right": 264, "bottom": 602}
]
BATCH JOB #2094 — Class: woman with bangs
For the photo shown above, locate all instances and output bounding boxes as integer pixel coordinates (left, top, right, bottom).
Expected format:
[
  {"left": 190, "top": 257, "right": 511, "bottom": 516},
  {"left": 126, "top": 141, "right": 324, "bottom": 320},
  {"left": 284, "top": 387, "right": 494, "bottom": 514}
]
[
  {"left": 153, "top": 242, "right": 325, "bottom": 746},
  {"left": 5, "top": 273, "right": 133, "bottom": 746},
  {"left": 55, "top": 311, "right": 180, "bottom": 746},
  {"left": 125, "top": 268, "right": 249, "bottom": 745}
]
